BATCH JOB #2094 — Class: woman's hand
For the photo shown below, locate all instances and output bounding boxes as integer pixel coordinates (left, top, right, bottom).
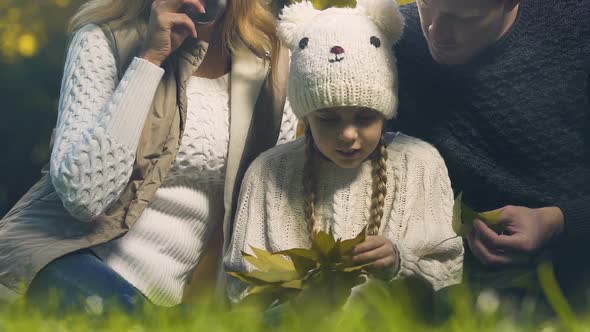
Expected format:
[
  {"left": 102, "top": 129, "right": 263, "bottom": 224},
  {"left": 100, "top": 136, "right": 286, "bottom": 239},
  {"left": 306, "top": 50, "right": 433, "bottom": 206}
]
[
  {"left": 352, "top": 235, "right": 400, "bottom": 279},
  {"left": 140, "top": 0, "right": 205, "bottom": 66}
]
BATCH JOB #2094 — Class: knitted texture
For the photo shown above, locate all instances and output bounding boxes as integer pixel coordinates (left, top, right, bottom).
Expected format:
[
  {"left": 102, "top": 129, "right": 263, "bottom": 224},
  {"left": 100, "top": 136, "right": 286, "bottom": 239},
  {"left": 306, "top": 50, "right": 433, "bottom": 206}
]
[
  {"left": 224, "top": 134, "right": 464, "bottom": 303},
  {"left": 50, "top": 25, "right": 298, "bottom": 306},
  {"left": 278, "top": 0, "right": 403, "bottom": 120},
  {"left": 50, "top": 24, "right": 164, "bottom": 221},
  {"left": 93, "top": 75, "right": 231, "bottom": 306},
  {"left": 393, "top": 1, "right": 590, "bottom": 245}
]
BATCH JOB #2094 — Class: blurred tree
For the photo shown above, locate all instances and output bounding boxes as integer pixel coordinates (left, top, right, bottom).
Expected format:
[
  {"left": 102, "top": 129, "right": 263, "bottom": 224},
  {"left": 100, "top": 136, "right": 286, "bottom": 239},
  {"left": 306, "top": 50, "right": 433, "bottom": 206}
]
[{"left": 0, "top": 0, "right": 85, "bottom": 216}]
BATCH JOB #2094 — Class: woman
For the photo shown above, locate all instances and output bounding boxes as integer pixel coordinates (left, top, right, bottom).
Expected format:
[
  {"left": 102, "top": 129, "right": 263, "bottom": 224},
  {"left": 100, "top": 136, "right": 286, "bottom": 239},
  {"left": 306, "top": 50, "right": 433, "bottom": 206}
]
[{"left": 0, "top": 0, "right": 296, "bottom": 312}]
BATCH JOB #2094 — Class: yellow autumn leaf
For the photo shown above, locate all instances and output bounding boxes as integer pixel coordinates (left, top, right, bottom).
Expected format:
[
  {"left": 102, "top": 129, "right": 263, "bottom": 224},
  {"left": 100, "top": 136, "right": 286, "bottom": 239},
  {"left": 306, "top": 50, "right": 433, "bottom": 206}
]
[
  {"left": 248, "top": 246, "right": 296, "bottom": 272},
  {"left": 281, "top": 280, "right": 304, "bottom": 289},
  {"left": 478, "top": 209, "right": 503, "bottom": 224},
  {"left": 241, "top": 269, "right": 300, "bottom": 284},
  {"left": 339, "top": 227, "right": 366, "bottom": 256},
  {"left": 452, "top": 192, "right": 474, "bottom": 237},
  {"left": 311, "top": 230, "right": 338, "bottom": 257},
  {"left": 453, "top": 192, "right": 506, "bottom": 237}
]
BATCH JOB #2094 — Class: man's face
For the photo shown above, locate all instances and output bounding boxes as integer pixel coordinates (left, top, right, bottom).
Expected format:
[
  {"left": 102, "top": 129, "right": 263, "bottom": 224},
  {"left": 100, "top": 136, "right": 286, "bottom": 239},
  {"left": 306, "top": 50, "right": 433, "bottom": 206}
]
[{"left": 416, "top": 0, "right": 510, "bottom": 65}]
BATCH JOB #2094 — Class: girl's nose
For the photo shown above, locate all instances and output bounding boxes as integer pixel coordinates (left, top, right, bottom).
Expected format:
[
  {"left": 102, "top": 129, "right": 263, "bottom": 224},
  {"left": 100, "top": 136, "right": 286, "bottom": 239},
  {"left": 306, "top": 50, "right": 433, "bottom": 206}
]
[
  {"left": 330, "top": 46, "right": 345, "bottom": 55},
  {"left": 339, "top": 126, "right": 358, "bottom": 142}
]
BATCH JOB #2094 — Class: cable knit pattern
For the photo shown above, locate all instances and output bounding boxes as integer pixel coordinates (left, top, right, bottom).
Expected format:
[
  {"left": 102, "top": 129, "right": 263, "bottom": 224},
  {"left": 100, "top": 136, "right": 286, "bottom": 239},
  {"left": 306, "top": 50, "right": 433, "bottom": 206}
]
[
  {"left": 277, "top": 100, "right": 297, "bottom": 145},
  {"left": 49, "top": 24, "right": 297, "bottom": 306},
  {"left": 394, "top": 2, "right": 590, "bottom": 242},
  {"left": 224, "top": 133, "right": 464, "bottom": 303},
  {"left": 92, "top": 75, "right": 230, "bottom": 306},
  {"left": 50, "top": 24, "right": 164, "bottom": 221},
  {"left": 93, "top": 74, "right": 297, "bottom": 306}
]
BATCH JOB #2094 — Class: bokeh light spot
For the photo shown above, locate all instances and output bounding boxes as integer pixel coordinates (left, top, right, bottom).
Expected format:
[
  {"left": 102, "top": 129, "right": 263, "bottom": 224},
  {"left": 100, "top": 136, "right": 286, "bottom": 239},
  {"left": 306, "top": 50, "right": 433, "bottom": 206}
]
[{"left": 17, "top": 33, "right": 38, "bottom": 57}]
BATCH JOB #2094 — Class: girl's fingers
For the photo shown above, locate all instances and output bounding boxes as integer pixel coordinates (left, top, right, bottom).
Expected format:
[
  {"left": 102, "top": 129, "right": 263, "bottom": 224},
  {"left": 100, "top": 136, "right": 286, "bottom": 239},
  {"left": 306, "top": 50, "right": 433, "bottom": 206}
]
[
  {"left": 372, "top": 256, "right": 396, "bottom": 270},
  {"left": 352, "top": 236, "right": 387, "bottom": 254},
  {"left": 352, "top": 245, "right": 392, "bottom": 264}
]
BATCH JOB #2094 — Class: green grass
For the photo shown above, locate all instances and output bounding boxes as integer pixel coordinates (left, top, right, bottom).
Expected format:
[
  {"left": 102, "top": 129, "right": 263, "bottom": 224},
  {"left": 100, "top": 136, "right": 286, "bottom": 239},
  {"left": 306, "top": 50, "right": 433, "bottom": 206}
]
[{"left": 1, "top": 277, "right": 588, "bottom": 332}]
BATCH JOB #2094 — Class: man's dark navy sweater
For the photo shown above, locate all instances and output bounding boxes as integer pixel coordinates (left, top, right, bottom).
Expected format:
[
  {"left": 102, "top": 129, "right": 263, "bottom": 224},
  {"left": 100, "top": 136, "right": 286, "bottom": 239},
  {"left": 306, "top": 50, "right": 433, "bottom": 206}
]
[{"left": 393, "top": 1, "right": 590, "bottom": 303}]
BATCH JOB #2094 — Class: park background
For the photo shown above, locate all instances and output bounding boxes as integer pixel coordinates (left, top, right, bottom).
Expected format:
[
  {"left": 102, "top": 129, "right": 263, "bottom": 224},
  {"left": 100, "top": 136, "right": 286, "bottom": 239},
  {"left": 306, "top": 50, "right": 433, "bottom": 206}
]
[{"left": 0, "top": 3, "right": 585, "bottom": 331}]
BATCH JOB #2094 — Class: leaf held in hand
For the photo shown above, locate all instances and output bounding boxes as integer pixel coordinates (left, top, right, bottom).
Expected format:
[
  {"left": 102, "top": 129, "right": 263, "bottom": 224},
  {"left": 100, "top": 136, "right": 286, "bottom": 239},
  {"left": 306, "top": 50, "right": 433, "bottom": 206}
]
[
  {"left": 247, "top": 246, "right": 296, "bottom": 272},
  {"left": 453, "top": 192, "right": 505, "bottom": 237},
  {"left": 339, "top": 227, "right": 366, "bottom": 256},
  {"left": 478, "top": 209, "right": 502, "bottom": 224},
  {"left": 311, "top": 230, "right": 337, "bottom": 257},
  {"left": 231, "top": 229, "right": 375, "bottom": 308},
  {"left": 453, "top": 192, "right": 473, "bottom": 237}
]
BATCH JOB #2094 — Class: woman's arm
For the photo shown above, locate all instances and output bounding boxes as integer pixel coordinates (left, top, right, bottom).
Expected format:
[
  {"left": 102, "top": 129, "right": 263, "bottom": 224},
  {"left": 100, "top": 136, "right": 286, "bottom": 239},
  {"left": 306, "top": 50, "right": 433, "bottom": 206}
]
[{"left": 50, "top": 24, "right": 164, "bottom": 221}]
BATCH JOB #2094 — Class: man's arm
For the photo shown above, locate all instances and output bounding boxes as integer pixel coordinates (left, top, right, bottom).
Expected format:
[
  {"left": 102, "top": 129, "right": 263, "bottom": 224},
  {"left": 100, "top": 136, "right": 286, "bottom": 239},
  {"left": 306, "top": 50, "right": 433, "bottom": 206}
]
[{"left": 468, "top": 74, "right": 590, "bottom": 265}]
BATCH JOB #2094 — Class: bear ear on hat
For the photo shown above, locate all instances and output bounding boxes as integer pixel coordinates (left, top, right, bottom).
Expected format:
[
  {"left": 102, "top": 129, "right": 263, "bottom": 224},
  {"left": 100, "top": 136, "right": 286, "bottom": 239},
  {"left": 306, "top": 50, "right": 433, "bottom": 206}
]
[
  {"left": 356, "top": 0, "right": 404, "bottom": 43},
  {"left": 278, "top": 1, "right": 320, "bottom": 49}
]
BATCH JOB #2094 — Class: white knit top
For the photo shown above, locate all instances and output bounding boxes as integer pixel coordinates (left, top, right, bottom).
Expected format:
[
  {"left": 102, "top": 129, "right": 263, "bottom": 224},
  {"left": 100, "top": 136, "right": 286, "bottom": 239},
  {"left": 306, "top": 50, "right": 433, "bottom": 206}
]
[
  {"left": 224, "top": 133, "right": 464, "bottom": 303},
  {"left": 92, "top": 74, "right": 231, "bottom": 306},
  {"left": 49, "top": 24, "right": 297, "bottom": 306}
]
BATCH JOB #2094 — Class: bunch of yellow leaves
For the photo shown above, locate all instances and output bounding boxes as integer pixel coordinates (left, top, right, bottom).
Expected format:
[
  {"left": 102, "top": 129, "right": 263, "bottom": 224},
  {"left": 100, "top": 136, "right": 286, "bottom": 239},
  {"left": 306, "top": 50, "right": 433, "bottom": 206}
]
[{"left": 228, "top": 228, "right": 372, "bottom": 307}]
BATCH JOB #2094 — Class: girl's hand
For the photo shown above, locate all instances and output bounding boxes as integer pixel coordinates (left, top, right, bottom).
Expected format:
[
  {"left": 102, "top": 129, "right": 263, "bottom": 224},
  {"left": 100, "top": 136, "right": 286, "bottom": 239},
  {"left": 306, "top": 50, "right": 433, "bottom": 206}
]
[
  {"left": 352, "top": 235, "right": 400, "bottom": 279},
  {"left": 140, "top": 0, "right": 205, "bottom": 66}
]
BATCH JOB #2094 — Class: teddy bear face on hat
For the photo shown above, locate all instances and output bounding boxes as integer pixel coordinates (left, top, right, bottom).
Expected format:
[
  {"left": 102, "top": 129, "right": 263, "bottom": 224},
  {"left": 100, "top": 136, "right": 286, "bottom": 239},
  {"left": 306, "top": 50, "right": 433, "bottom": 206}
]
[{"left": 278, "top": 0, "right": 404, "bottom": 120}]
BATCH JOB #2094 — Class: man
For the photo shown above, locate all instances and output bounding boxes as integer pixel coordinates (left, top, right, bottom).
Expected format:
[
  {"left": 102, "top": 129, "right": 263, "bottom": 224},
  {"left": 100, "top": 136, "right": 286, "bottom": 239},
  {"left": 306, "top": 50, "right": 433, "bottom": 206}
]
[{"left": 392, "top": 0, "right": 590, "bottom": 310}]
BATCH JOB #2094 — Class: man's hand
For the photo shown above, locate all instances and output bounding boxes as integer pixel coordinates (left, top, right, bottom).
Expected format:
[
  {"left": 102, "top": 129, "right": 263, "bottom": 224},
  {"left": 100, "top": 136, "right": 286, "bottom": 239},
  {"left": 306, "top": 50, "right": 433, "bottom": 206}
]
[{"left": 467, "top": 205, "right": 565, "bottom": 266}]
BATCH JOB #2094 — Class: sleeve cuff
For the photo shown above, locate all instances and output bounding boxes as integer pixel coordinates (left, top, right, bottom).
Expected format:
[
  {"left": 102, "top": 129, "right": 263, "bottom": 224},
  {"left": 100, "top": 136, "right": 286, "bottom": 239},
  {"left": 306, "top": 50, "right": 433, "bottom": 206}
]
[
  {"left": 105, "top": 57, "right": 165, "bottom": 149},
  {"left": 557, "top": 198, "right": 590, "bottom": 245},
  {"left": 370, "top": 242, "right": 403, "bottom": 282}
]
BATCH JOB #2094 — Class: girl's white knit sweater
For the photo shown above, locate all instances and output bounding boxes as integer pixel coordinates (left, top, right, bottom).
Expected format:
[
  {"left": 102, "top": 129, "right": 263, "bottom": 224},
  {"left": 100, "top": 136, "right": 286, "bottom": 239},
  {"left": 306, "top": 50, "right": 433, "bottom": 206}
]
[
  {"left": 224, "top": 133, "right": 464, "bottom": 303},
  {"left": 49, "top": 24, "right": 297, "bottom": 306}
]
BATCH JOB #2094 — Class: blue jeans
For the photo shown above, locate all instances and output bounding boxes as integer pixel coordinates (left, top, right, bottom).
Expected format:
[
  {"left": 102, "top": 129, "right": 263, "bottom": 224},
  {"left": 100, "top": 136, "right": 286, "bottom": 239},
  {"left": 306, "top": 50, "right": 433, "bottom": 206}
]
[{"left": 26, "top": 249, "right": 148, "bottom": 315}]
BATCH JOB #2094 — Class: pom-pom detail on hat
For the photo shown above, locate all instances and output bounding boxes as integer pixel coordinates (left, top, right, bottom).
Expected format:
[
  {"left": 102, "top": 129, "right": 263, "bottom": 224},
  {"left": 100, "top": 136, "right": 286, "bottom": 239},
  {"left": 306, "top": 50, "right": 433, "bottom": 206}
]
[
  {"left": 278, "top": 1, "right": 320, "bottom": 49},
  {"left": 356, "top": 0, "right": 404, "bottom": 43}
]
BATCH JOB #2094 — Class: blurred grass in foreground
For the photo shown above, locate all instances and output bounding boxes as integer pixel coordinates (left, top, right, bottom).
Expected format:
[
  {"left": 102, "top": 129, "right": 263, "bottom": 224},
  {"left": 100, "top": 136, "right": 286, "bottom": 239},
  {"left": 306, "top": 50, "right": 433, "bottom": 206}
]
[{"left": 1, "top": 263, "right": 589, "bottom": 332}]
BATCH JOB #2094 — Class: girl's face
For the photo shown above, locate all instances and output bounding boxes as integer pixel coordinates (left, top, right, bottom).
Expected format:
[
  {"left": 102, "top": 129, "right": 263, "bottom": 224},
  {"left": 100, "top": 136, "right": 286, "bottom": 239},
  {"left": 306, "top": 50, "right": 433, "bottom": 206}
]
[{"left": 307, "top": 107, "right": 385, "bottom": 169}]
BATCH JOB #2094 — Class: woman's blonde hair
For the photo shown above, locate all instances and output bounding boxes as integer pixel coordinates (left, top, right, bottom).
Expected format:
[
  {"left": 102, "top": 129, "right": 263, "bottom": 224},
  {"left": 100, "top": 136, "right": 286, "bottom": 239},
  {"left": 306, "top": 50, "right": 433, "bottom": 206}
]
[
  {"left": 69, "top": 0, "right": 151, "bottom": 33},
  {"left": 69, "top": 0, "right": 281, "bottom": 79},
  {"left": 303, "top": 126, "right": 389, "bottom": 238}
]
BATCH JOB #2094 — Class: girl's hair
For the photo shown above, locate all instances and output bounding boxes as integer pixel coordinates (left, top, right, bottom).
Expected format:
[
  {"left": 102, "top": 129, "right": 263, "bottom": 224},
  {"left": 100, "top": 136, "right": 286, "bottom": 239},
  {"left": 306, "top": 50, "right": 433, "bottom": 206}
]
[
  {"left": 303, "top": 126, "right": 388, "bottom": 238},
  {"left": 303, "top": 128, "right": 318, "bottom": 235},
  {"left": 367, "top": 137, "right": 388, "bottom": 236},
  {"left": 69, "top": 0, "right": 281, "bottom": 81}
]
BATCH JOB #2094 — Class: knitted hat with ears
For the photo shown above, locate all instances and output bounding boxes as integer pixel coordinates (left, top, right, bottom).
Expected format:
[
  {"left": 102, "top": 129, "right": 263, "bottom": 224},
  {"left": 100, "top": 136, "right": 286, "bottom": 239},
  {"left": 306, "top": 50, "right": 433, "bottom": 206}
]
[{"left": 278, "top": 0, "right": 404, "bottom": 120}]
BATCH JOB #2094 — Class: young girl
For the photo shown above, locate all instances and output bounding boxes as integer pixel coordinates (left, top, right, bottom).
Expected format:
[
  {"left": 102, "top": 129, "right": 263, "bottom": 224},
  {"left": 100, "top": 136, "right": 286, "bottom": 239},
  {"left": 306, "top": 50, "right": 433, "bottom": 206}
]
[{"left": 224, "top": 0, "right": 463, "bottom": 304}]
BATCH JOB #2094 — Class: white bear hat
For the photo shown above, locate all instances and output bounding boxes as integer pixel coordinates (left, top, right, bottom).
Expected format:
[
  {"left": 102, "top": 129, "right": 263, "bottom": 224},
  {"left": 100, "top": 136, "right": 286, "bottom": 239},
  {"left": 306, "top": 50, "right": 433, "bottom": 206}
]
[{"left": 279, "top": 0, "right": 404, "bottom": 120}]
